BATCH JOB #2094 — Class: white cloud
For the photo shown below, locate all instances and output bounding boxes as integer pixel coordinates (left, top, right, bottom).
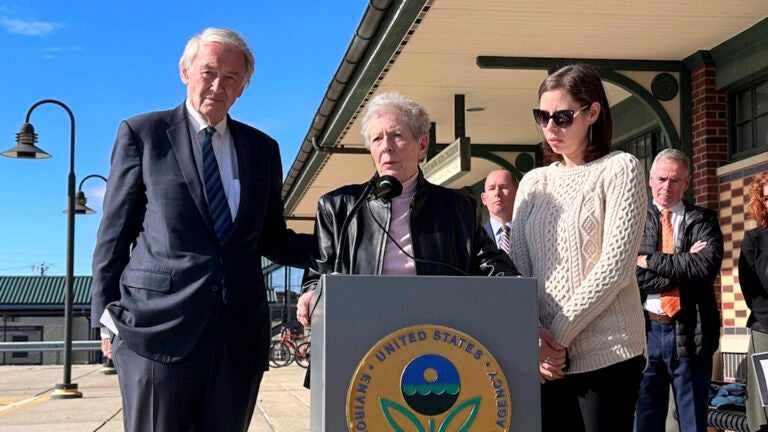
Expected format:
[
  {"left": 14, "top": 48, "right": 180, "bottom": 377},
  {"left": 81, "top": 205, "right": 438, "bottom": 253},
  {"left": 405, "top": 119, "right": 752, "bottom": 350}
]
[
  {"left": 1, "top": 16, "right": 62, "bottom": 36},
  {"left": 83, "top": 184, "right": 107, "bottom": 209},
  {"left": 40, "top": 46, "right": 82, "bottom": 53},
  {"left": 37, "top": 46, "right": 81, "bottom": 60}
]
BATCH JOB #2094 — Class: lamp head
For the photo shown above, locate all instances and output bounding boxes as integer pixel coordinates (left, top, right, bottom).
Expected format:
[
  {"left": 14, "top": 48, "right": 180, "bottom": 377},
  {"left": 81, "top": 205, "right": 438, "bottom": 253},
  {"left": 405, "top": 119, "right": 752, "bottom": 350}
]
[
  {"left": 2, "top": 122, "right": 51, "bottom": 159},
  {"left": 64, "top": 191, "right": 96, "bottom": 215}
]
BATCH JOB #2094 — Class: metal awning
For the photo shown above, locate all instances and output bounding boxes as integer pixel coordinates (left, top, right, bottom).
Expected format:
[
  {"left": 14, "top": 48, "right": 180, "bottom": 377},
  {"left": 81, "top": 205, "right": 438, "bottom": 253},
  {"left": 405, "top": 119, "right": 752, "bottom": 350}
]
[{"left": 282, "top": 0, "right": 767, "bottom": 233}]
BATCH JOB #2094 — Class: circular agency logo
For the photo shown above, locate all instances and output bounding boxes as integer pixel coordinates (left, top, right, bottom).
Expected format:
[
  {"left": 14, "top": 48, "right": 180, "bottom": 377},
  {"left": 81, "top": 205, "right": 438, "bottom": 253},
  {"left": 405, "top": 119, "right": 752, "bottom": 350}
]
[{"left": 346, "top": 324, "right": 511, "bottom": 432}]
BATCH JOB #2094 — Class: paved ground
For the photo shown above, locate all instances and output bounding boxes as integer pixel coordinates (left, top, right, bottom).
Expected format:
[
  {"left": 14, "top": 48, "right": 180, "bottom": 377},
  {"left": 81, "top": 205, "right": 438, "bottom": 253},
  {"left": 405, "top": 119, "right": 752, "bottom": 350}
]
[{"left": 0, "top": 363, "right": 309, "bottom": 431}]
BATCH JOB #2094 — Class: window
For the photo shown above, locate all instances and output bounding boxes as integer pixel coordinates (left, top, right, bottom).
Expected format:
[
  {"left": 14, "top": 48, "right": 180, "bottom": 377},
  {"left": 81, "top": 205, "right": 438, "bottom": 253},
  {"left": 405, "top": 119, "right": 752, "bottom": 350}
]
[
  {"left": 11, "top": 335, "right": 28, "bottom": 359},
  {"left": 290, "top": 267, "right": 304, "bottom": 295},
  {"left": 614, "top": 129, "right": 667, "bottom": 202},
  {"left": 614, "top": 128, "right": 662, "bottom": 178},
  {"left": 731, "top": 79, "right": 768, "bottom": 159}
]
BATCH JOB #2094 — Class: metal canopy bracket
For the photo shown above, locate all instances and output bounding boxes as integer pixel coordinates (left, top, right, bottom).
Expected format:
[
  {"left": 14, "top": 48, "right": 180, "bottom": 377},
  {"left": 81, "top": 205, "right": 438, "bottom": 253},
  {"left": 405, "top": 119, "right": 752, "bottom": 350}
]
[{"left": 310, "top": 136, "right": 370, "bottom": 155}]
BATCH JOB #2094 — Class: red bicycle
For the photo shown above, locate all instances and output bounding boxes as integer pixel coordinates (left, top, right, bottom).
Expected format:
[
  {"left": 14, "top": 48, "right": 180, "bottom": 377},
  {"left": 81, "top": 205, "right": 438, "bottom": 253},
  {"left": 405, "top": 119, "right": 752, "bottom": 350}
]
[{"left": 269, "top": 325, "right": 310, "bottom": 368}]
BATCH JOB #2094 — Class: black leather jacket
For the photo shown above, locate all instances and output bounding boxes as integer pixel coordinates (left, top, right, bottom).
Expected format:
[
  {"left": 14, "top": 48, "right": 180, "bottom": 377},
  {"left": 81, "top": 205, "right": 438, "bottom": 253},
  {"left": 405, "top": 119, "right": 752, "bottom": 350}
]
[
  {"left": 302, "top": 171, "right": 519, "bottom": 291},
  {"left": 636, "top": 201, "right": 724, "bottom": 359},
  {"left": 739, "top": 227, "right": 768, "bottom": 331}
]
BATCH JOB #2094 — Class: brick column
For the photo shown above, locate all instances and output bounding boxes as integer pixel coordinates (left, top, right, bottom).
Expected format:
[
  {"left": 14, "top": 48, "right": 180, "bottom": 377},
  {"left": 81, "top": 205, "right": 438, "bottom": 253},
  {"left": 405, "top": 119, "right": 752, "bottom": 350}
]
[
  {"left": 690, "top": 63, "right": 728, "bottom": 210},
  {"left": 690, "top": 64, "right": 729, "bottom": 350}
]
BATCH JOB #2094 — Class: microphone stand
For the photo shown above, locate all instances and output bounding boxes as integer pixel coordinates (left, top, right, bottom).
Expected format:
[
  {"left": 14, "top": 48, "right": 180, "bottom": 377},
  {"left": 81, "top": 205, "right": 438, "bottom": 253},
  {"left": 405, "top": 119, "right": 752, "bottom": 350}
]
[
  {"left": 333, "top": 181, "right": 375, "bottom": 274},
  {"left": 365, "top": 202, "right": 470, "bottom": 276}
]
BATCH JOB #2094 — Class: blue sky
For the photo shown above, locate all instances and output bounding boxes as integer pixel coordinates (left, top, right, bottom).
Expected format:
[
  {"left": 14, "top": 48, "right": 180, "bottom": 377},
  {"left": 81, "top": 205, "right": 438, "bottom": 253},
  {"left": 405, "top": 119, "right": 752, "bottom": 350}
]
[{"left": 0, "top": 1, "right": 363, "bottom": 276}]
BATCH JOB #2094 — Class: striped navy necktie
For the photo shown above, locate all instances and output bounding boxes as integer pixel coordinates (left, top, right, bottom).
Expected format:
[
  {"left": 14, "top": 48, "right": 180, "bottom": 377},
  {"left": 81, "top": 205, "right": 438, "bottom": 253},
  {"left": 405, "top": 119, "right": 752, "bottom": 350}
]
[{"left": 201, "top": 127, "right": 233, "bottom": 242}]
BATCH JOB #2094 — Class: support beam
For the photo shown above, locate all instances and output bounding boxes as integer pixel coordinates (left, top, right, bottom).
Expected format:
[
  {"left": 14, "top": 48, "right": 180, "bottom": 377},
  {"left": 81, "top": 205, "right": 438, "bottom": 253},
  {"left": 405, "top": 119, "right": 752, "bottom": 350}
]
[
  {"left": 454, "top": 94, "right": 465, "bottom": 139},
  {"left": 476, "top": 56, "right": 684, "bottom": 72}
]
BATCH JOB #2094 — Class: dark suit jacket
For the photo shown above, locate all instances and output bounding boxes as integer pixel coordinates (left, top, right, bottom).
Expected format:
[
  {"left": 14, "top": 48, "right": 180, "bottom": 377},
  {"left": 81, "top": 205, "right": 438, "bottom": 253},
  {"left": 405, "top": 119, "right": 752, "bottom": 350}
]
[
  {"left": 484, "top": 222, "right": 495, "bottom": 241},
  {"left": 91, "top": 103, "right": 311, "bottom": 373},
  {"left": 484, "top": 220, "right": 511, "bottom": 251}
]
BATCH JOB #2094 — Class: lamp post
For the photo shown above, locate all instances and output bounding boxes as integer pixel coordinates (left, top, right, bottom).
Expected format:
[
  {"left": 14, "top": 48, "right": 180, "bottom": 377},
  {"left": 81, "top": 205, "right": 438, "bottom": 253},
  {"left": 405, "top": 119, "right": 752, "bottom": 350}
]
[
  {"left": 63, "top": 173, "right": 116, "bottom": 375},
  {"left": 2, "top": 99, "right": 82, "bottom": 399},
  {"left": 64, "top": 174, "right": 108, "bottom": 215}
]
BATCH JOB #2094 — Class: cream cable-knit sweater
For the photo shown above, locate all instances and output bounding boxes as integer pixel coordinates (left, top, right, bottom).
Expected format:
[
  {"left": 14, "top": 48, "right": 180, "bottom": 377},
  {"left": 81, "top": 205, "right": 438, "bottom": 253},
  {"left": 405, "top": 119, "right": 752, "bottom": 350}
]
[{"left": 511, "top": 151, "right": 647, "bottom": 373}]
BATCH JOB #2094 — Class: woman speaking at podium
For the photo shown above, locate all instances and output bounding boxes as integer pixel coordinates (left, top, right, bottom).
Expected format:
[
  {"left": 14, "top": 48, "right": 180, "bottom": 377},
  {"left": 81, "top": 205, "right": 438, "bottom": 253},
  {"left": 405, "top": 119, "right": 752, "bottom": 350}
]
[{"left": 297, "top": 91, "right": 519, "bottom": 328}]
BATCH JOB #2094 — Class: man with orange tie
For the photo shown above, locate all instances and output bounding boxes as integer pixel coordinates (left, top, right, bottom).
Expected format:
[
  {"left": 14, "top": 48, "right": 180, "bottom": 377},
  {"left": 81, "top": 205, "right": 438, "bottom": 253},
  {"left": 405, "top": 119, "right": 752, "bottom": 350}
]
[
  {"left": 481, "top": 169, "right": 517, "bottom": 255},
  {"left": 635, "top": 149, "right": 724, "bottom": 432}
]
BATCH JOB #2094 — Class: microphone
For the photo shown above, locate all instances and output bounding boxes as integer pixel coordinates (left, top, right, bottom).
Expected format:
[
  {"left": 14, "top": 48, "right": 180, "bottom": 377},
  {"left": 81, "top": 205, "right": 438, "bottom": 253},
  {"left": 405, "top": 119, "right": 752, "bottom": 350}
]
[
  {"left": 332, "top": 175, "right": 399, "bottom": 274},
  {"left": 369, "top": 175, "right": 402, "bottom": 201}
]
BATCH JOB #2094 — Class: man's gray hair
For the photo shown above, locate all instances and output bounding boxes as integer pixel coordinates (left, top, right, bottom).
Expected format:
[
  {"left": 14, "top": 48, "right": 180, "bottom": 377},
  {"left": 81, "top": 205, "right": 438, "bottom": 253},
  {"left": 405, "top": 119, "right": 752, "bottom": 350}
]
[
  {"left": 179, "top": 27, "right": 255, "bottom": 88},
  {"left": 652, "top": 148, "right": 691, "bottom": 177},
  {"left": 360, "top": 91, "right": 431, "bottom": 149}
]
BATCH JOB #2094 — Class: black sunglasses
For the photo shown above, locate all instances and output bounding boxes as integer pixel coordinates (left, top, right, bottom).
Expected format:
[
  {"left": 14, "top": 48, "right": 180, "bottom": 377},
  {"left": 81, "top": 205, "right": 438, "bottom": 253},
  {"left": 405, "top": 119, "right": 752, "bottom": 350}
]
[{"left": 532, "top": 105, "right": 589, "bottom": 128}]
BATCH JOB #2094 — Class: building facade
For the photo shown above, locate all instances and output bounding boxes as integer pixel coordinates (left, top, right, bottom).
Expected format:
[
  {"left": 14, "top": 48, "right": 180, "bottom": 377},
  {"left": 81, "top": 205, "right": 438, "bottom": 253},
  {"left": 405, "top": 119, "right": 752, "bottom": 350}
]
[{"left": 279, "top": 1, "right": 768, "bottom": 381}]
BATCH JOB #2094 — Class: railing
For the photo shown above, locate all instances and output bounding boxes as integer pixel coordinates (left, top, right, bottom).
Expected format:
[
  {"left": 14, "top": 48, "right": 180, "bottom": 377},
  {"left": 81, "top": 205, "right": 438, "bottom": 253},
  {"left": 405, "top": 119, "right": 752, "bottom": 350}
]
[{"left": 0, "top": 341, "right": 101, "bottom": 352}]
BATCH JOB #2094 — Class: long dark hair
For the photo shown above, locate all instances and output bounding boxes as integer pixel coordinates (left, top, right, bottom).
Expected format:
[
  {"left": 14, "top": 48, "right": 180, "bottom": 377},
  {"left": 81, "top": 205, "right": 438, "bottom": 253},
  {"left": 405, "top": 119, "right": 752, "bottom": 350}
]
[{"left": 538, "top": 64, "right": 612, "bottom": 164}]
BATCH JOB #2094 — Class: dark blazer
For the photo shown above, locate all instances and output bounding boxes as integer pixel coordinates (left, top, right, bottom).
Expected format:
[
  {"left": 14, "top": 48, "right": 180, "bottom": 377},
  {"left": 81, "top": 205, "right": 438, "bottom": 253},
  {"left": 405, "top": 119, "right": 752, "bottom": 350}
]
[
  {"left": 636, "top": 201, "right": 724, "bottom": 358},
  {"left": 91, "top": 103, "right": 311, "bottom": 372},
  {"left": 739, "top": 227, "right": 768, "bottom": 331},
  {"left": 483, "top": 222, "right": 495, "bottom": 241}
]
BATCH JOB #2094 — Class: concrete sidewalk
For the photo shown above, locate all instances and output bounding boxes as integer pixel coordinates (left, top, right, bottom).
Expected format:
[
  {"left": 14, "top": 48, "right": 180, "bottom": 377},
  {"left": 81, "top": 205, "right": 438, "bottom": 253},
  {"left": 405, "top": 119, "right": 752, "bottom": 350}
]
[{"left": 0, "top": 363, "right": 310, "bottom": 431}]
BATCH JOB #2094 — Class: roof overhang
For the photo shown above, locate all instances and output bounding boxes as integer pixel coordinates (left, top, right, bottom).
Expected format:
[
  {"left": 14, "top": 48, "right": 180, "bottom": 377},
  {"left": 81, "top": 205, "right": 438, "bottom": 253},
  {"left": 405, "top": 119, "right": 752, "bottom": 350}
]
[{"left": 282, "top": 0, "right": 768, "bottom": 233}]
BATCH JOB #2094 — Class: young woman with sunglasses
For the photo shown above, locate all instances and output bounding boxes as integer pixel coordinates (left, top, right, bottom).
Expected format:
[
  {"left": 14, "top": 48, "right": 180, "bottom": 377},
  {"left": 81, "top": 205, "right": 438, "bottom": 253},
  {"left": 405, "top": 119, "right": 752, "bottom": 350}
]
[{"left": 511, "top": 64, "right": 648, "bottom": 432}]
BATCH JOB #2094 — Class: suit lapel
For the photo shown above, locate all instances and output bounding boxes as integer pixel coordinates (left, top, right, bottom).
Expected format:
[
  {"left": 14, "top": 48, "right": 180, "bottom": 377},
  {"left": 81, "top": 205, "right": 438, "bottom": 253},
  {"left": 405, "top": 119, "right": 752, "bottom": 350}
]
[
  {"left": 228, "top": 119, "right": 252, "bottom": 242},
  {"left": 166, "top": 105, "right": 216, "bottom": 237}
]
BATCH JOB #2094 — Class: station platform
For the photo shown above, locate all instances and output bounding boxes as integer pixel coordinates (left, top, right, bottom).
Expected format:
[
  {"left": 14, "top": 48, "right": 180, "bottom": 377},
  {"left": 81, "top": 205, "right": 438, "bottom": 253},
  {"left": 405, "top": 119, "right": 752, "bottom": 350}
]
[{"left": 0, "top": 363, "right": 309, "bottom": 431}]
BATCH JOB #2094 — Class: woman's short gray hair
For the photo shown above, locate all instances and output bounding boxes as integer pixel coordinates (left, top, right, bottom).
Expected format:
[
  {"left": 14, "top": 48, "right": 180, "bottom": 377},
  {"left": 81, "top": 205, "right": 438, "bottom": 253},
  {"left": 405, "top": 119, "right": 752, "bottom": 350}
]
[
  {"left": 360, "top": 91, "right": 431, "bottom": 149},
  {"left": 179, "top": 27, "right": 255, "bottom": 88}
]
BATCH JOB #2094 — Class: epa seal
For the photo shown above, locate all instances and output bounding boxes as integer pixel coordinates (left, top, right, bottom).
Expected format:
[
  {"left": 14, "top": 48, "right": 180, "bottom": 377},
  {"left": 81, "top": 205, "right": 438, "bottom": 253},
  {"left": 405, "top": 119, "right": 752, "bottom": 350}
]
[{"left": 346, "top": 324, "right": 511, "bottom": 432}]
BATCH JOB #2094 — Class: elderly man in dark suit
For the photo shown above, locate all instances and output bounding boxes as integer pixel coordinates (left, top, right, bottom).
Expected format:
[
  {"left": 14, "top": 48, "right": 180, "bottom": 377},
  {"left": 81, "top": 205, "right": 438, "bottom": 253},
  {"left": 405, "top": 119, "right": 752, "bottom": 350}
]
[
  {"left": 481, "top": 169, "right": 518, "bottom": 254},
  {"left": 90, "top": 27, "right": 312, "bottom": 432}
]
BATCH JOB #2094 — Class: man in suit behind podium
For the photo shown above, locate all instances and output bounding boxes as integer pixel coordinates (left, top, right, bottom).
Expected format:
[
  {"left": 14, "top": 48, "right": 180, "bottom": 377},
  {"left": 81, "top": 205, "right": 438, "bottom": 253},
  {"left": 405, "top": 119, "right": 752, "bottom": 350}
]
[
  {"left": 91, "top": 27, "right": 312, "bottom": 432},
  {"left": 481, "top": 169, "right": 518, "bottom": 254}
]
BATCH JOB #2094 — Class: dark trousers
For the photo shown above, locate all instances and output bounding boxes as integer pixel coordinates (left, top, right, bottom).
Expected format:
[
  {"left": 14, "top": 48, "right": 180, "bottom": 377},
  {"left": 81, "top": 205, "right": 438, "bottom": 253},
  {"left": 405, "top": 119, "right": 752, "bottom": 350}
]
[
  {"left": 635, "top": 319, "right": 712, "bottom": 432},
  {"left": 112, "top": 317, "right": 264, "bottom": 432},
  {"left": 541, "top": 355, "right": 645, "bottom": 432}
]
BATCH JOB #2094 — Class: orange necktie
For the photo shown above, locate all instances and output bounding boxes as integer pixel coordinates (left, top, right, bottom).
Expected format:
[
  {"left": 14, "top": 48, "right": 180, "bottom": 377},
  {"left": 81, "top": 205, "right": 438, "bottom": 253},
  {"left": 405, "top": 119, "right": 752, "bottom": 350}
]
[{"left": 660, "top": 209, "right": 681, "bottom": 317}]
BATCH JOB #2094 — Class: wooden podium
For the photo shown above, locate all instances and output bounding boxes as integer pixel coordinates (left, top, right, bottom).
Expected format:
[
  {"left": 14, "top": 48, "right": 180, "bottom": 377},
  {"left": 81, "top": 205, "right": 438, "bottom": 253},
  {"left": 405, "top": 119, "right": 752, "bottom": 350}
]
[{"left": 309, "top": 274, "right": 541, "bottom": 431}]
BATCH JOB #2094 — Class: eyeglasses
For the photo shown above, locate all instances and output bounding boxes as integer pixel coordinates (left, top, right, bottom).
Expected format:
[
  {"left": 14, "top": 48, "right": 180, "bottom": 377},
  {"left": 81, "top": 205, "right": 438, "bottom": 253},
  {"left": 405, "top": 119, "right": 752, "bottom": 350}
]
[{"left": 532, "top": 105, "right": 589, "bottom": 128}]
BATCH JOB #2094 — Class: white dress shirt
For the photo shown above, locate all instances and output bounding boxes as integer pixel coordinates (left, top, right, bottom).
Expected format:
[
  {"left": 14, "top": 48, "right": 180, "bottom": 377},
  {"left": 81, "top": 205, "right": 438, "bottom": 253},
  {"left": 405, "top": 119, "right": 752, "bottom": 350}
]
[{"left": 185, "top": 99, "right": 240, "bottom": 219}]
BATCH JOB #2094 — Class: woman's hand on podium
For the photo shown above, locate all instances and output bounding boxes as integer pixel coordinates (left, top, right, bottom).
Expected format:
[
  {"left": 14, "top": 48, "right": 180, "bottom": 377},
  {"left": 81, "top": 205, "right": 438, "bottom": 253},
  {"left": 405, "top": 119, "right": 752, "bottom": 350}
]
[{"left": 297, "top": 291, "right": 314, "bottom": 327}]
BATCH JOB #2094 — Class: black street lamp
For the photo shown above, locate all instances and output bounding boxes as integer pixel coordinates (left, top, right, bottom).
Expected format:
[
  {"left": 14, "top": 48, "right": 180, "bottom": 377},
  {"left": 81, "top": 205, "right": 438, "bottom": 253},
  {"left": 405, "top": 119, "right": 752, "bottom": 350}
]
[
  {"left": 3, "top": 99, "right": 83, "bottom": 399},
  {"left": 62, "top": 173, "right": 116, "bottom": 375},
  {"left": 64, "top": 174, "right": 108, "bottom": 215}
]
